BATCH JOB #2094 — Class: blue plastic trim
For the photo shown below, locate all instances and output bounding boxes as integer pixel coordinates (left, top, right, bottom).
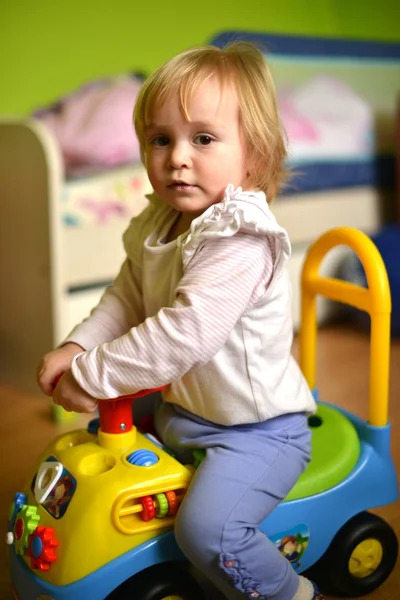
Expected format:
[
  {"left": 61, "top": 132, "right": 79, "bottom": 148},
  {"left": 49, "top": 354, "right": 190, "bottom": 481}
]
[{"left": 10, "top": 531, "right": 184, "bottom": 600}]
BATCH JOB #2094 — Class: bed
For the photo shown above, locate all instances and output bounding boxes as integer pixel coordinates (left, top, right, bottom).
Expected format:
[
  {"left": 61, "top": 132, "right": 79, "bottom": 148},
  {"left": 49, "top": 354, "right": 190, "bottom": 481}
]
[
  {"left": 0, "top": 32, "right": 399, "bottom": 393},
  {"left": 212, "top": 31, "right": 400, "bottom": 334}
]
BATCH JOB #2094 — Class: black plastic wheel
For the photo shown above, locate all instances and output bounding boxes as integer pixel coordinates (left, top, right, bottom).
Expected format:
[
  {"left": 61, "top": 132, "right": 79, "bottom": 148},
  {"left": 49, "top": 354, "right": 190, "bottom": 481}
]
[
  {"left": 106, "top": 561, "right": 205, "bottom": 600},
  {"left": 316, "top": 512, "right": 398, "bottom": 597}
]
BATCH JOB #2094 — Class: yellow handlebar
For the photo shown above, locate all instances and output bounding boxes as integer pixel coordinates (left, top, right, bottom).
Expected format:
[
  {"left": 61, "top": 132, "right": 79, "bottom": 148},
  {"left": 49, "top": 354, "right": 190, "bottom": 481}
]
[{"left": 299, "top": 227, "right": 391, "bottom": 427}]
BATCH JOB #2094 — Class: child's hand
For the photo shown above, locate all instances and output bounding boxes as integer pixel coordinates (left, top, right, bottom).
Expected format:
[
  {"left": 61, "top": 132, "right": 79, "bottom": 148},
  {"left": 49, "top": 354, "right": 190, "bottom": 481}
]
[
  {"left": 53, "top": 369, "right": 98, "bottom": 413},
  {"left": 37, "top": 342, "right": 84, "bottom": 396}
]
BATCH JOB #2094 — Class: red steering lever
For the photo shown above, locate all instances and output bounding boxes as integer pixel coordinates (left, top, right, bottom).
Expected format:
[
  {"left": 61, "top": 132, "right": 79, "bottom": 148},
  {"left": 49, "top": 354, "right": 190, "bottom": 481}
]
[
  {"left": 98, "top": 387, "right": 166, "bottom": 434},
  {"left": 53, "top": 374, "right": 166, "bottom": 435}
]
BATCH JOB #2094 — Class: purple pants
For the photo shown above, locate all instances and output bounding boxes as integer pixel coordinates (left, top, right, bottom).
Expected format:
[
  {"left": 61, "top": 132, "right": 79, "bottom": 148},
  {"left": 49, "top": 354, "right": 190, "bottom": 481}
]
[{"left": 155, "top": 401, "right": 311, "bottom": 600}]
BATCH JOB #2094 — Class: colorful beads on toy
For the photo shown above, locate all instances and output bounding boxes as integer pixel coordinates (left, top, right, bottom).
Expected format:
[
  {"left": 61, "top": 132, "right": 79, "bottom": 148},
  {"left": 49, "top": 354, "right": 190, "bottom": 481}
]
[
  {"left": 138, "top": 490, "right": 183, "bottom": 521},
  {"left": 28, "top": 526, "right": 59, "bottom": 571},
  {"left": 127, "top": 449, "right": 159, "bottom": 467},
  {"left": 154, "top": 493, "right": 169, "bottom": 518},
  {"left": 13, "top": 505, "right": 40, "bottom": 555},
  {"left": 165, "top": 490, "right": 179, "bottom": 517},
  {"left": 140, "top": 495, "right": 155, "bottom": 521}
]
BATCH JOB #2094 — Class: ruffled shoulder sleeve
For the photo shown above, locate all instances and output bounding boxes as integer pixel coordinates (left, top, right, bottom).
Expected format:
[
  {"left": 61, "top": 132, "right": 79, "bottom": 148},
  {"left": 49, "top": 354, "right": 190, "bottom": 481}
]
[{"left": 179, "top": 185, "right": 291, "bottom": 277}]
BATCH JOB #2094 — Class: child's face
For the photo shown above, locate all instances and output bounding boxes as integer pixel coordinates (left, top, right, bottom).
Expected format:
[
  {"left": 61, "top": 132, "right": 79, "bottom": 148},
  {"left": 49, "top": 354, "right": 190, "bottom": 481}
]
[{"left": 143, "top": 76, "right": 248, "bottom": 217}]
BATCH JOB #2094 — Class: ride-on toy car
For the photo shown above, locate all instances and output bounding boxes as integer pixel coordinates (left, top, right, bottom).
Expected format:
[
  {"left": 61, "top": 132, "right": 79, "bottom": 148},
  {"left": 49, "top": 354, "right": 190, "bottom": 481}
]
[{"left": 7, "top": 227, "right": 399, "bottom": 599}]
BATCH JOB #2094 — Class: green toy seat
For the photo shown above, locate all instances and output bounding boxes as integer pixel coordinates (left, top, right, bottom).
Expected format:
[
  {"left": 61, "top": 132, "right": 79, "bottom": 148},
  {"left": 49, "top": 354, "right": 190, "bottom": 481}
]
[{"left": 285, "top": 404, "right": 361, "bottom": 501}]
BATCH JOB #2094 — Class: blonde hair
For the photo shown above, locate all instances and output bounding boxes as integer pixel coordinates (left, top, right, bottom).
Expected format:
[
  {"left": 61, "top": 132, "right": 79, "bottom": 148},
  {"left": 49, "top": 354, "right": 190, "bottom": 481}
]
[{"left": 133, "top": 42, "right": 287, "bottom": 202}]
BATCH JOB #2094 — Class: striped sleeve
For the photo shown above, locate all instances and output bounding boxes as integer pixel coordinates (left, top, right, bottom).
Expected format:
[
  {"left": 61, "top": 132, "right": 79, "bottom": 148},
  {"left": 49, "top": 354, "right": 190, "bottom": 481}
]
[{"left": 71, "top": 233, "right": 275, "bottom": 399}]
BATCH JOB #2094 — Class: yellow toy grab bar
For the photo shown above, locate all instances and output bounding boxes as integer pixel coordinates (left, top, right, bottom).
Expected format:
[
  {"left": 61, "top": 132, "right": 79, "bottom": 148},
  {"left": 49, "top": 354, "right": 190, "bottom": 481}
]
[{"left": 299, "top": 227, "right": 391, "bottom": 427}]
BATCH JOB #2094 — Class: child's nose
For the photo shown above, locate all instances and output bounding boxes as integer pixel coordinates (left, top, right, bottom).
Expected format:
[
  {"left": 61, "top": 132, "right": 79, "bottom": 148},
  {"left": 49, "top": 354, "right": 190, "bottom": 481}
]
[{"left": 168, "top": 143, "right": 192, "bottom": 169}]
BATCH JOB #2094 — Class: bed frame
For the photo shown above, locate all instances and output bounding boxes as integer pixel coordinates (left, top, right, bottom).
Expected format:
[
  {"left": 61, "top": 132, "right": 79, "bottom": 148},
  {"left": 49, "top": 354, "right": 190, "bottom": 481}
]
[{"left": 0, "top": 119, "right": 148, "bottom": 392}]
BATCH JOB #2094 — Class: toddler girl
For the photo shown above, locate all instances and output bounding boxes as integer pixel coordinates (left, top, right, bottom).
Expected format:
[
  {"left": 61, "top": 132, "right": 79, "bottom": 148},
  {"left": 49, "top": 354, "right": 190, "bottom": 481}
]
[{"left": 38, "top": 42, "right": 322, "bottom": 600}]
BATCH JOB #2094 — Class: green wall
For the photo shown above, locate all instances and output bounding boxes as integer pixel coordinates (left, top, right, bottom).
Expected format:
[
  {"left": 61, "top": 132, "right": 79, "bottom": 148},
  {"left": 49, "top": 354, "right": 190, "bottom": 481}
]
[{"left": 1, "top": 0, "right": 399, "bottom": 115}]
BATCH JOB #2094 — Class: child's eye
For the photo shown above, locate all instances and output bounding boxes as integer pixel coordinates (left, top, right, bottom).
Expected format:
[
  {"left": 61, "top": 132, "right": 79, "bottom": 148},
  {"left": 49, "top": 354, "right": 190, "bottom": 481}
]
[
  {"left": 151, "top": 136, "right": 170, "bottom": 147},
  {"left": 193, "top": 134, "right": 214, "bottom": 146}
]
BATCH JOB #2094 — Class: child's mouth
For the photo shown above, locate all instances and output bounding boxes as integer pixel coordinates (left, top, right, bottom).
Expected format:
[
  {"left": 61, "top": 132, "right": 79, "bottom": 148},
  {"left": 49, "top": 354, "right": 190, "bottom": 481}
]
[{"left": 169, "top": 182, "right": 196, "bottom": 190}]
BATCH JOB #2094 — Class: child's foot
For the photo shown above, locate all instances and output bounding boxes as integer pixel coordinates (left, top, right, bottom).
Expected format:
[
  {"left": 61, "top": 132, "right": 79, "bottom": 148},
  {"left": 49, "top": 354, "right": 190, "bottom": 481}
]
[{"left": 292, "top": 576, "right": 324, "bottom": 599}]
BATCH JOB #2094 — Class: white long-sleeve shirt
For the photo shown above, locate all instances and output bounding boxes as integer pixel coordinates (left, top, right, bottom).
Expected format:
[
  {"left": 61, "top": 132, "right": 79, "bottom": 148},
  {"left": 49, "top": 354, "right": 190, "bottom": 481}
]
[{"left": 67, "top": 185, "right": 316, "bottom": 425}]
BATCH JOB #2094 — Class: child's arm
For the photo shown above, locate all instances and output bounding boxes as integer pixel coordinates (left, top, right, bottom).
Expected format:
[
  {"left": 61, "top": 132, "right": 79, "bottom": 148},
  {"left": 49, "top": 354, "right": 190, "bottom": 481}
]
[{"left": 70, "top": 233, "right": 275, "bottom": 400}]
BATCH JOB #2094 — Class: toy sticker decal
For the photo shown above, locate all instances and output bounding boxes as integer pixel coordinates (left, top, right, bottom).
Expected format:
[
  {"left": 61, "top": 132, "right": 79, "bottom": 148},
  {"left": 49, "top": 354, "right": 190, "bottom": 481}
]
[{"left": 270, "top": 524, "right": 310, "bottom": 570}]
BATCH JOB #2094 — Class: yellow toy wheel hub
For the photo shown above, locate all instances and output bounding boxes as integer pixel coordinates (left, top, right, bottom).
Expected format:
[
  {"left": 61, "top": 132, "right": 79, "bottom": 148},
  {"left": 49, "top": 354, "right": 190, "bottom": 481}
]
[{"left": 349, "top": 538, "right": 383, "bottom": 578}]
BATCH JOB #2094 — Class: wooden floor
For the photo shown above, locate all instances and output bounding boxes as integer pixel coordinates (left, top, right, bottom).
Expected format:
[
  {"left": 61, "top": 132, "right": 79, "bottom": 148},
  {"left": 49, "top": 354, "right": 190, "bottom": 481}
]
[{"left": 0, "top": 325, "right": 399, "bottom": 599}]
